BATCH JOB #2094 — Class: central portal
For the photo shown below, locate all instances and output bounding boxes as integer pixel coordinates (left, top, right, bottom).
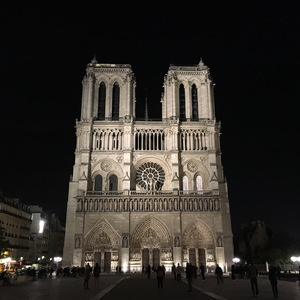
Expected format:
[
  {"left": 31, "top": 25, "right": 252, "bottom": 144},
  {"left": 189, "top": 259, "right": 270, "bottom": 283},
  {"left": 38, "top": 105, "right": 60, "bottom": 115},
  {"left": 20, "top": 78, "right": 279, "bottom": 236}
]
[{"left": 142, "top": 248, "right": 160, "bottom": 269}]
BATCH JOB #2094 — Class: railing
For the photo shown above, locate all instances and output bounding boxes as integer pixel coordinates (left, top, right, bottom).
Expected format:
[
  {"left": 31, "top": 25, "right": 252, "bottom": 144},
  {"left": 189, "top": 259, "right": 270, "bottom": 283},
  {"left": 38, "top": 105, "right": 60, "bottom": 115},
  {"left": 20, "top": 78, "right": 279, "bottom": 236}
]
[
  {"left": 76, "top": 190, "right": 221, "bottom": 213},
  {"left": 86, "top": 190, "right": 217, "bottom": 196}
]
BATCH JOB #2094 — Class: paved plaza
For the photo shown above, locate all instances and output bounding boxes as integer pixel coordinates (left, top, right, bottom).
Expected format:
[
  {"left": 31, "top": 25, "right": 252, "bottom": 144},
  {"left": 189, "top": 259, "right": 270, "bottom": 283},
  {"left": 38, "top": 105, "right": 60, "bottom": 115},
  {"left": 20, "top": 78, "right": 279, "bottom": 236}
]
[{"left": 1, "top": 272, "right": 300, "bottom": 300}]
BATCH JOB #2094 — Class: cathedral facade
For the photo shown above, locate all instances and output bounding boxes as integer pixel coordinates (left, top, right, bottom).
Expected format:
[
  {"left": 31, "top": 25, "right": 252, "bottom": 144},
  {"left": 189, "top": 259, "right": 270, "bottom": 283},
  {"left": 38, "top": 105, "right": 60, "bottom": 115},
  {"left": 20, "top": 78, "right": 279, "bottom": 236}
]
[{"left": 63, "top": 58, "right": 234, "bottom": 273}]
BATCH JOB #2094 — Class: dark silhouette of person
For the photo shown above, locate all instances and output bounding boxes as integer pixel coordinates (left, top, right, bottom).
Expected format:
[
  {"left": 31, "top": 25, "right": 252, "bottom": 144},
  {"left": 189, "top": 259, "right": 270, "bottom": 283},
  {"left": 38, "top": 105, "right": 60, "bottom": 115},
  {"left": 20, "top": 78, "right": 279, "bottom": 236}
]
[
  {"left": 172, "top": 263, "right": 177, "bottom": 279},
  {"left": 200, "top": 263, "right": 206, "bottom": 280},
  {"left": 156, "top": 265, "right": 164, "bottom": 288},
  {"left": 186, "top": 263, "right": 193, "bottom": 291},
  {"left": 176, "top": 263, "right": 183, "bottom": 282},
  {"left": 247, "top": 263, "right": 259, "bottom": 297},
  {"left": 231, "top": 264, "right": 236, "bottom": 280},
  {"left": 146, "top": 264, "right": 151, "bottom": 279},
  {"left": 269, "top": 265, "right": 278, "bottom": 298},
  {"left": 93, "top": 263, "right": 101, "bottom": 289},
  {"left": 83, "top": 263, "right": 91, "bottom": 289},
  {"left": 215, "top": 264, "right": 223, "bottom": 284}
]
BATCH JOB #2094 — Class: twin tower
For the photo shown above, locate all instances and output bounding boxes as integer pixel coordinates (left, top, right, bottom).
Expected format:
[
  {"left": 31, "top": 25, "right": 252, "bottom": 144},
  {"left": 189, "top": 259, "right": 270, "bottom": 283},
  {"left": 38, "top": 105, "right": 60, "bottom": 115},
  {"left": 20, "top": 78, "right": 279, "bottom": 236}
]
[{"left": 63, "top": 57, "right": 234, "bottom": 273}]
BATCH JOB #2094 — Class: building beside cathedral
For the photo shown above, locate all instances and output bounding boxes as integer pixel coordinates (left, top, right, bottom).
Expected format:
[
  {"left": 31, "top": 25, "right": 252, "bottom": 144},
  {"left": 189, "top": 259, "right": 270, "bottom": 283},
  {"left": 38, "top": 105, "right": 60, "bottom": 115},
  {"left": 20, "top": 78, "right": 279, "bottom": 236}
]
[{"left": 63, "top": 58, "right": 234, "bottom": 273}]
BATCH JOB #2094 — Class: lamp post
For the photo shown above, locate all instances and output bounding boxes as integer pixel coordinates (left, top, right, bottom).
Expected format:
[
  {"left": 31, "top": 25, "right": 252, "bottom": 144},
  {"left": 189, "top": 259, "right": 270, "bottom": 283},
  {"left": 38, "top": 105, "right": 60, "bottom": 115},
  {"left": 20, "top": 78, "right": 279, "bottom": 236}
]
[
  {"left": 291, "top": 256, "right": 300, "bottom": 272},
  {"left": 290, "top": 256, "right": 300, "bottom": 263},
  {"left": 232, "top": 257, "right": 240, "bottom": 264}
]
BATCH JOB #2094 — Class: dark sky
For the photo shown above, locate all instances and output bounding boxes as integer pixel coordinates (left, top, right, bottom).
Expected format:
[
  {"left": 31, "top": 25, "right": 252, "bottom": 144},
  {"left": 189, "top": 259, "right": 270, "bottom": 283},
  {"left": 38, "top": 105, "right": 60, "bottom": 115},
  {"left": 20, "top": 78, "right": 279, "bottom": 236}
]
[{"left": 1, "top": 2, "right": 299, "bottom": 239}]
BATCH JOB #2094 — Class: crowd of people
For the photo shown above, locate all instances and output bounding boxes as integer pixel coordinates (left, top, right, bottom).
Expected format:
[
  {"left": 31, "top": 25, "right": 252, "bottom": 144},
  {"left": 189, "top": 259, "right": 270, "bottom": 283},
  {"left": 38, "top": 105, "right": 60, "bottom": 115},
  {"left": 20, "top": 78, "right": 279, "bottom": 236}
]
[{"left": 2, "top": 261, "right": 300, "bottom": 298}]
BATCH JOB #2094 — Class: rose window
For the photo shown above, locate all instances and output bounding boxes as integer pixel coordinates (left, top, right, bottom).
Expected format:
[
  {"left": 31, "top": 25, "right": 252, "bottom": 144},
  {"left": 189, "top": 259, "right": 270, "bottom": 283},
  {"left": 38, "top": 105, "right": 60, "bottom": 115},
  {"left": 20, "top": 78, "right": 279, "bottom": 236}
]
[{"left": 136, "top": 162, "right": 165, "bottom": 191}]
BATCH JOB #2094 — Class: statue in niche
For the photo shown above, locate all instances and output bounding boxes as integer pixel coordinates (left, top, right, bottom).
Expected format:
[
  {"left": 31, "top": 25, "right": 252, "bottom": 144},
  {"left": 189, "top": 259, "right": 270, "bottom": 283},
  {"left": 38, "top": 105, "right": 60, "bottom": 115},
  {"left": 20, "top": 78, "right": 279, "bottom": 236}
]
[
  {"left": 75, "top": 237, "right": 81, "bottom": 248},
  {"left": 122, "top": 236, "right": 128, "bottom": 248},
  {"left": 85, "top": 252, "right": 93, "bottom": 261},
  {"left": 217, "top": 236, "right": 223, "bottom": 247},
  {"left": 174, "top": 236, "right": 180, "bottom": 247}
]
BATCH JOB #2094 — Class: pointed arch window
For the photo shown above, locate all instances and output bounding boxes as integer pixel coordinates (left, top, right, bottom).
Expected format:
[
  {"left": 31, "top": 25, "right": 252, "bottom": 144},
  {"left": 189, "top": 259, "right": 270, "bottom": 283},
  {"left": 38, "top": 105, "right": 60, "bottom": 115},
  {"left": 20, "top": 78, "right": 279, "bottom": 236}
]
[
  {"left": 192, "top": 84, "right": 198, "bottom": 121},
  {"left": 179, "top": 84, "right": 186, "bottom": 121},
  {"left": 112, "top": 82, "right": 120, "bottom": 120},
  {"left": 109, "top": 174, "right": 118, "bottom": 191},
  {"left": 196, "top": 175, "right": 203, "bottom": 194},
  {"left": 98, "top": 82, "right": 106, "bottom": 120},
  {"left": 183, "top": 175, "right": 189, "bottom": 194},
  {"left": 94, "top": 175, "right": 103, "bottom": 191}
]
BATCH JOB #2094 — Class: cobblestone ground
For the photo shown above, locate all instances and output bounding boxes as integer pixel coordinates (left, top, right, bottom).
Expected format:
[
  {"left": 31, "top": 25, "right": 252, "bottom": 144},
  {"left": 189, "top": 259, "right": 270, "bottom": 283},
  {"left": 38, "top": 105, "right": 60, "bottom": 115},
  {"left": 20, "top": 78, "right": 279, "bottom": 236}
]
[{"left": 1, "top": 273, "right": 300, "bottom": 300}]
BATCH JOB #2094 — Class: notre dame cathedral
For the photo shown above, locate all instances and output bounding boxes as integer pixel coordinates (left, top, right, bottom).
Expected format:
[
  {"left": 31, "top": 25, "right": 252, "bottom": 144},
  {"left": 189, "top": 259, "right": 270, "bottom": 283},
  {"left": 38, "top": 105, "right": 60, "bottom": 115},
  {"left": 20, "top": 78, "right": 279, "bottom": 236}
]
[{"left": 63, "top": 57, "right": 234, "bottom": 273}]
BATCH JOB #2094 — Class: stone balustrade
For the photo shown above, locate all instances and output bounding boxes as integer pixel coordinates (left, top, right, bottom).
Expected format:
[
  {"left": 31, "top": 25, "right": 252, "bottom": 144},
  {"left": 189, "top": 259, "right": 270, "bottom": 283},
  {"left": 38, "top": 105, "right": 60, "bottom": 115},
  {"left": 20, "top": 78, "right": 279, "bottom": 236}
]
[{"left": 76, "top": 192, "right": 221, "bottom": 213}]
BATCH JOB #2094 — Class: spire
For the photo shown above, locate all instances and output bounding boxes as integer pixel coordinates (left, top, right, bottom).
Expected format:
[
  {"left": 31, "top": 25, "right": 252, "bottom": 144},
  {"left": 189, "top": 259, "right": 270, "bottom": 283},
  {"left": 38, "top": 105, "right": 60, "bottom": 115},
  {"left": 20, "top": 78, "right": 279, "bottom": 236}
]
[
  {"left": 199, "top": 57, "right": 205, "bottom": 69},
  {"left": 91, "top": 55, "right": 97, "bottom": 64},
  {"left": 145, "top": 88, "right": 148, "bottom": 121}
]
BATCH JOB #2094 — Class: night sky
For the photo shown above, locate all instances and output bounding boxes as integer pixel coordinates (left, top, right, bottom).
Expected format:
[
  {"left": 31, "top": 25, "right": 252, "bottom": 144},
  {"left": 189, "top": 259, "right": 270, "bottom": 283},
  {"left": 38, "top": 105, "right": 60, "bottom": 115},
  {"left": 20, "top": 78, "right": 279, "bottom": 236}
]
[{"left": 1, "top": 2, "right": 299, "bottom": 239}]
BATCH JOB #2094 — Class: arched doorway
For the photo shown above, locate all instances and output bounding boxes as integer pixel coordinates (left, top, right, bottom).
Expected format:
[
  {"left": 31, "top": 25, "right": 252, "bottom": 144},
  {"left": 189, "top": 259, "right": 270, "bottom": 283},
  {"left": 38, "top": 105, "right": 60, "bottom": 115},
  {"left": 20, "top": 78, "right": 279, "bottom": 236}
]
[
  {"left": 130, "top": 215, "right": 172, "bottom": 271},
  {"left": 182, "top": 219, "right": 214, "bottom": 267}
]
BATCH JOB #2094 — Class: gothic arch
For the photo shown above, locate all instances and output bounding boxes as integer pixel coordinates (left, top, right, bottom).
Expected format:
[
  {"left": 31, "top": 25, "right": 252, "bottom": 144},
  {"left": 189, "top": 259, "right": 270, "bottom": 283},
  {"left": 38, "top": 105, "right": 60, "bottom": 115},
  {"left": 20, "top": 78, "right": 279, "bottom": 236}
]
[
  {"left": 188, "top": 77, "right": 201, "bottom": 88},
  {"left": 131, "top": 215, "right": 172, "bottom": 249},
  {"left": 95, "top": 75, "right": 110, "bottom": 86},
  {"left": 182, "top": 218, "right": 214, "bottom": 249},
  {"left": 84, "top": 217, "right": 121, "bottom": 251},
  {"left": 92, "top": 159, "right": 123, "bottom": 177},
  {"left": 109, "top": 76, "right": 124, "bottom": 88},
  {"left": 183, "top": 159, "right": 210, "bottom": 189}
]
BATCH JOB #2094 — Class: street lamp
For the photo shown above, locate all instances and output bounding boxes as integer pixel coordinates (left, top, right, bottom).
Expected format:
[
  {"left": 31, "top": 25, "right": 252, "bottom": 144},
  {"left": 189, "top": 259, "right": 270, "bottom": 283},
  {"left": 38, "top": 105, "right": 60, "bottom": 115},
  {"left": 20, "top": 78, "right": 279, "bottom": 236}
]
[
  {"left": 290, "top": 256, "right": 300, "bottom": 262},
  {"left": 232, "top": 257, "right": 240, "bottom": 264}
]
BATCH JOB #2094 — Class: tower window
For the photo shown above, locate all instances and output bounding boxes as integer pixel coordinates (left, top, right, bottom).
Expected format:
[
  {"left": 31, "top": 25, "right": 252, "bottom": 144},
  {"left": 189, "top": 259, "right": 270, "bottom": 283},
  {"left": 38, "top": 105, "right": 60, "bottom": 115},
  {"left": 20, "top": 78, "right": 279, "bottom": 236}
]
[
  {"left": 98, "top": 82, "right": 106, "bottom": 120},
  {"left": 192, "top": 84, "right": 198, "bottom": 121},
  {"left": 183, "top": 175, "right": 189, "bottom": 194},
  {"left": 196, "top": 175, "right": 203, "bottom": 194},
  {"left": 112, "top": 83, "right": 120, "bottom": 120},
  {"left": 109, "top": 174, "right": 118, "bottom": 191},
  {"left": 179, "top": 84, "right": 186, "bottom": 121},
  {"left": 94, "top": 175, "right": 103, "bottom": 191}
]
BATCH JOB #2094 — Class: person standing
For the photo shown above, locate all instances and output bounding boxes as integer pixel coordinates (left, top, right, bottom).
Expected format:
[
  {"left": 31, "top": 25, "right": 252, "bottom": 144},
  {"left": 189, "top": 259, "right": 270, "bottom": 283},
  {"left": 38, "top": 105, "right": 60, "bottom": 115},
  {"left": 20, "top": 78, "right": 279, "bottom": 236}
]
[
  {"left": 162, "top": 264, "right": 166, "bottom": 279},
  {"left": 176, "top": 263, "right": 182, "bottom": 282},
  {"left": 172, "top": 263, "right": 176, "bottom": 280},
  {"left": 269, "top": 265, "right": 278, "bottom": 298},
  {"left": 156, "top": 265, "right": 164, "bottom": 288},
  {"left": 247, "top": 263, "right": 259, "bottom": 297},
  {"left": 231, "top": 264, "right": 236, "bottom": 280},
  {"left": 200, "top": 263, "right": 206, "bottom": 281},
  {"left": 146, "top": 264, "right": 151, "bottom": 279},
  {"left": 186, "top": 263, "right": 193, "bottom": 292},
  {"left": 93, "top": 263, "right": 101, "bottom": 289},
  {"left": 83, "top": 263, "right": 91, "bottom": 290},
  {"left": 215, "top": 264, "right": 223, "bottom": 284}
]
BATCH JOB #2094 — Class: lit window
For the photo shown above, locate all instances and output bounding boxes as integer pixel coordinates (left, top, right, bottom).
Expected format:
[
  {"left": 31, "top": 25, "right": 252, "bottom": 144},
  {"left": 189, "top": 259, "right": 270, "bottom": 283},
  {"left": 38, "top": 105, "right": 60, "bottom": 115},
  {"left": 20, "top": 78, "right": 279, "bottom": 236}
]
[
  {"left": 39, "top": 220, "right": 45, "bottom": 233},
  {"left": 196, "top": 176, "right": 203, "bottom": 194},
  {"left": 183, "top": 176, "right": 189, "bottom": 194}
]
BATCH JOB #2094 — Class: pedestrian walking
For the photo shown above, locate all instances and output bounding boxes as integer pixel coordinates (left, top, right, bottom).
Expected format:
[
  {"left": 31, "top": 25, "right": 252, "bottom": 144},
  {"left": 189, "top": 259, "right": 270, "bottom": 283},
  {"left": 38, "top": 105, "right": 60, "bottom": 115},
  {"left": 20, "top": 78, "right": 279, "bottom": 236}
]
[
  {"left": 176, "top": 263, "right": 183, "bottom": 282},
  {"left": 156, "top": 265, "right": 164, "bottom": 288},
  {"left": 247, "top": 263, "right": 259, "bottom": 297},
  {"left": 231, "top": 264, "right": 236, "bottom": 280},
  {"left": 269, "top": 265, "right": 278, "bottom": 298},
  {"left": 186, "top": 262, "right": 193, "bottom": 291},
  {"left": 215, "top": 264, "right": 223, "bottom": 284},
  {"left": 162, "top": 264, "right": 166, "bottom": 279},
  {"left": 172, "top": 263, "right": 176, "bottom": 280},
  {"left": 200, "top": 263, "right": 206, "bottom": 280},
  {"left": 146, "top": 264, "right": 151, "bottom": 279},
  {"left": 93, "top": 263, "right": 101, "bottom": 289},
  {"left": 83, "top": 263, "right": 91, "bottom": 290},
  {"left": 49, "top": 267, "right": 54, "bottom": 278}
]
